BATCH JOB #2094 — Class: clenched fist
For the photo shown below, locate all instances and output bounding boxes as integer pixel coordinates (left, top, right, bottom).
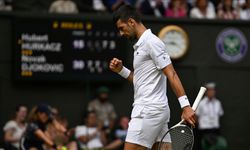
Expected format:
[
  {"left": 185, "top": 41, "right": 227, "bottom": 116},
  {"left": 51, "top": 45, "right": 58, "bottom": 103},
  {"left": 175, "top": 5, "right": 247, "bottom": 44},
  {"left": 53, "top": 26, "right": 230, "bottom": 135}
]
[{"left": 109, "top": 58, "right": 123, "bottom": 73}]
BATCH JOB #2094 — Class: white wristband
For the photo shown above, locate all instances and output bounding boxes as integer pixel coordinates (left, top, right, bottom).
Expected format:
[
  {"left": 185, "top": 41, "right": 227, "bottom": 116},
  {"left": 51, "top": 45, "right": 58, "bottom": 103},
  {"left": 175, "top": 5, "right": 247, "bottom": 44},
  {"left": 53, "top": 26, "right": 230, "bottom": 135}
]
[
  {"left": 178, "top": 95, "right": 190, "bottom": 108},
  {"left": 118, "top": 66, "right": 131, "bottom": 79}
]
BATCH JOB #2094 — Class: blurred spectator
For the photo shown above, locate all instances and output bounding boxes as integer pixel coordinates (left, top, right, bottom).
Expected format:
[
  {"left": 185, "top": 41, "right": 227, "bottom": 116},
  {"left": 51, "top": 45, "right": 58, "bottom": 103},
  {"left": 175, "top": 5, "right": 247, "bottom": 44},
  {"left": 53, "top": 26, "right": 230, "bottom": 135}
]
[
  {"left": 105, "top": 116, "right": 129, "bottom": 150},
  {"left": 20, "top": 104, "right": 66, "bottom": 150},
  {"left": 210, "top": 0, "right": 222, "bottom": 9},
  {"left": 190, "top": 0, "right": 216, "bottom": 19},
  {"left": 75, "top": 111, "right": 106, "bottom": 149},
  {"left": 0, "top": 0, "right": 4, "bottom": 10},
  {"left": 49, "top": 0, "right": 79, "bottom": 14},
  {"left": 217, "top": 0, "right": 239, "bottom": 19},
  {"left": 93, "top": 0, "right": 107, "bottom": 11},
  {"left": 232, "top": 0, "right": 246, "bottom": 9},
  {"left": 3, "top": 104, "right": 28, "bottom": 150},
  {"left": 45, "top": 107, "right": 73, "bottom": 149},
  {"left": 88, "top": 86, "right": 117, "bottom": 130},
  {"left": 239, "top": 0, "right": 250, "bottom": 20},
  {"left": 136, "top": 0, "right": 165, "bottom": 17},
  {"left": 13, "top": 0, "right": 52, "bottom": 12},
  {"left": 103, "top": 0, "right": 134, "bottom": 12},
  {"left": 196, "top": 82, "right": 226, "bottom": 150},
  {"left": 164, "top": 0, "right": 188, "bottom": 18},
  {"left": 0, "top": 0, "right": 12, "bottom": 11}
]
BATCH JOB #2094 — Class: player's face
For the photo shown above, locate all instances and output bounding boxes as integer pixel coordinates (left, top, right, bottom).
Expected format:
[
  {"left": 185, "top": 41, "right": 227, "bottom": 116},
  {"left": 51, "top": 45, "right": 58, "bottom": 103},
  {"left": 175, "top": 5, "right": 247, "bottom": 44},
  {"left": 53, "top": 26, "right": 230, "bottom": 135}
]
[{"left": 116, "top": 19, "right": 136, "bottom": 40}]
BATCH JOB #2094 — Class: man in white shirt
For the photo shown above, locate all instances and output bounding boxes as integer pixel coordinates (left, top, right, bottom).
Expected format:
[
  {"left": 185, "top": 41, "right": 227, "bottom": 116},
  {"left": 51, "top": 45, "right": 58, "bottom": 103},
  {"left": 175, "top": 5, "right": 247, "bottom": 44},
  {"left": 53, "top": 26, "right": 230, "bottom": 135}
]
[
  {"left": 196, "top": 82, "right": 224, "bottom": 148},
  {"left": 109, "top": 4, "right": 196, "bottom": 150}
]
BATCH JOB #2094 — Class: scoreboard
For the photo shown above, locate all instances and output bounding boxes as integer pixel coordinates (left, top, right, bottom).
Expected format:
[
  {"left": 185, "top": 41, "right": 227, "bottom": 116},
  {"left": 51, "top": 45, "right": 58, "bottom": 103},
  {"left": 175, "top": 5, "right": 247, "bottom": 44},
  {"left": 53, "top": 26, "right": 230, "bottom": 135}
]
[{"left": 12, "top": 15, "right": 128, "bottom": 82}]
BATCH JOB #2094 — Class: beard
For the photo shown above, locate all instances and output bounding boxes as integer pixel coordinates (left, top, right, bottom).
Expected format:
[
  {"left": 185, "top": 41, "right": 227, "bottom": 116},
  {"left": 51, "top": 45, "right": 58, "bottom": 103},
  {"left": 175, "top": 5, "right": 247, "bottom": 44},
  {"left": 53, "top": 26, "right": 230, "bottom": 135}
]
[{"left": 127, "top": 32, "right": 137, "bottom": 41}]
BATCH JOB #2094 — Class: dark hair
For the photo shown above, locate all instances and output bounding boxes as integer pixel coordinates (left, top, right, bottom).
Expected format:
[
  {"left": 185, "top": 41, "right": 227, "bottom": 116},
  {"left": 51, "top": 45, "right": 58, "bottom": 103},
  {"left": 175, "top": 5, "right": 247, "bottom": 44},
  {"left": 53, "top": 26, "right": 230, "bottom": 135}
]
[
  {"left": 15, "top": 104, "right": 27, "bottom": 112},
  {"left": 113, "top": 4, "right": 141, "bottom": 25},
  {"left": 82, "top": 110, "right": 96, "bottom": 125}
]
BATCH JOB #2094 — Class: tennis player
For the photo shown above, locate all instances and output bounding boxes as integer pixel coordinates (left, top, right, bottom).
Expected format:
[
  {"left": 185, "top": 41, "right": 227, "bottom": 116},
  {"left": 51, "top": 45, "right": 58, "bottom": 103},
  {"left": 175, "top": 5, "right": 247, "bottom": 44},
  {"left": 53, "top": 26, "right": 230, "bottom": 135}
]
[{"left": 109, "top": 5, "right": 196, "bottom": 150}]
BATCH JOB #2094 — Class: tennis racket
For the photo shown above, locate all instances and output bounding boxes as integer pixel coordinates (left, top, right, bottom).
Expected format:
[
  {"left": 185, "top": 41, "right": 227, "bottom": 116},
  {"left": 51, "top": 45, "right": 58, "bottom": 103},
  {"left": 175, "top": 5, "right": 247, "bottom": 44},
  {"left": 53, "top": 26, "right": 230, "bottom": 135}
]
[{"left": 158, "top": 87, "right": 207, "bottom": 150}]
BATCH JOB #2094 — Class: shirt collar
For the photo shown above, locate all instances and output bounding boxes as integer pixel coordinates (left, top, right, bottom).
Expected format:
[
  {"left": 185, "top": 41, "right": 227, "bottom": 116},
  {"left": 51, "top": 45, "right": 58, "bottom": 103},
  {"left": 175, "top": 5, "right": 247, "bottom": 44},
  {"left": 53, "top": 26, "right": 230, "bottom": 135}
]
[
  {"left": 133, "top": 29, "right": 151, "bottom": 50},
  {"left": 204, "top": 96, "right": 215, "bottom": 103}
]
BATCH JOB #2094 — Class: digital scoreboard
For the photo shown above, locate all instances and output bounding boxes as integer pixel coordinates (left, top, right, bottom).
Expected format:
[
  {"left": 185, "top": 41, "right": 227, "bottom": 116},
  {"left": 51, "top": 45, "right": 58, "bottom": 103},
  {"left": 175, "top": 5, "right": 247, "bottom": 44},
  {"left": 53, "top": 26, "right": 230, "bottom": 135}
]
[{"left": 13, "top": 15, "right": 128, "bottom": 82}]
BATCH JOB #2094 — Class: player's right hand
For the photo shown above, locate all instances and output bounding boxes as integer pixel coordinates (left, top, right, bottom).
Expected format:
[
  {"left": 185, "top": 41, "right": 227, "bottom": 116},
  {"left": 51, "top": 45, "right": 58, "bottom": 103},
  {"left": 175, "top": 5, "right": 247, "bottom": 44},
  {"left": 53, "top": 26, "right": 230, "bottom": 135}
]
[{"left": 109, "top": 58, "right": 123, "bottom": 73}]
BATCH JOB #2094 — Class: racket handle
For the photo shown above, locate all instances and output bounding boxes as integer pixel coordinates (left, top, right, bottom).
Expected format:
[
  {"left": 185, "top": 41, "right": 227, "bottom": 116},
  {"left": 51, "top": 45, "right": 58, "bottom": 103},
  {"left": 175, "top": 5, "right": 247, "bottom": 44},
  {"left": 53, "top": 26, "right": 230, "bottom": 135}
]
[
  {"left": 179, "top": 87, "right": 206, "bottom": 124},
  {"left": 192, "top": 87, "right": 206, "bottom": 111}
]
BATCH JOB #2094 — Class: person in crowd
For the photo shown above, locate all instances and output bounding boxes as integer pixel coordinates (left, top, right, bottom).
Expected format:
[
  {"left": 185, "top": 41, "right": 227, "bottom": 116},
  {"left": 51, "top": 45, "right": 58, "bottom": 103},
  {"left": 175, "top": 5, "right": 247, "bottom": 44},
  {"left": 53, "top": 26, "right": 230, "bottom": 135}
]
[
  {"left": 196, "top": 82, "right": 225, "bottom": 150},
  {"left": 217, "top": 0, "right": 239, "bottom": 19},
  {"left": 45, "top": 107, "right": 77, "bottom": 150},
  {"left": 105, "top": 116, "right": 129, "bottom": 150},
  {"left": 190, "top": 0, "right": 216, "bottom": 19},
  {"left": 0, "top": 0, "right": 12, "bottom": 11},
  {"left": 164, "top": 0, "right": 188, "bottom": 18},
  {"left": 20, "top": 104, "right": 66, "bottom": 150},
  {"left": 210, "top": 0, "right": 222, "bottom": 9},
  {"left": 49, "top": 0, "right": 78, "bottom": 14},
  {"left": 88, "top": 86, "right": 117, "bottom": 132},
  {"left": 239, "top": 0, "right": 250, "bottom": 20},
  {"left": 136, "top": 0, "right": 165, "bottom": 17},
  {"left": 103, "top": 0, "right": 134, "bottom": 13},
  {"left": 3, "top": 104, "right": 28, "bottom": 150},
  {"left": 75, "top": 111, "right": 106, "bottom": 149}
]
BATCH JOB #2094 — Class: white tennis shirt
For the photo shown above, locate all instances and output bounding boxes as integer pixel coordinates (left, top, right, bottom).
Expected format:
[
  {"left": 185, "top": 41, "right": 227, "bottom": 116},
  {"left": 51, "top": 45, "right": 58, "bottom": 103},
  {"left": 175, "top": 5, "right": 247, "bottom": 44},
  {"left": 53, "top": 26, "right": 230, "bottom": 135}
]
[{"left": 132, "top": 29, "right": 171, "bottom": 108}]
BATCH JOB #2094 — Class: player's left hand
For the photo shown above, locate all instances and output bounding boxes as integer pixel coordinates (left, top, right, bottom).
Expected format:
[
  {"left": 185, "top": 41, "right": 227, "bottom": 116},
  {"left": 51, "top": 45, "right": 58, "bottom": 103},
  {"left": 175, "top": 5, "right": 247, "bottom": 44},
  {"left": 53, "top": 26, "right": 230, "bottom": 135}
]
[{"left": 181, "top": 106, "right": 196, "bottom": 128}]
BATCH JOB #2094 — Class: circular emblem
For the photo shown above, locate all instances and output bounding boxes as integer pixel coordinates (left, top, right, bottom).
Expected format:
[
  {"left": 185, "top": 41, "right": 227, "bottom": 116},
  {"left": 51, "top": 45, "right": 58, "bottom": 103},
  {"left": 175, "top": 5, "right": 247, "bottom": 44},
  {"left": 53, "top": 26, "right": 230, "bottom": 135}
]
[
  {"left": 158, "top": 25, "right": 189, "bottom": 59},
  {"left": 216, "top": 28, "right": 248, "bottom": 63}
]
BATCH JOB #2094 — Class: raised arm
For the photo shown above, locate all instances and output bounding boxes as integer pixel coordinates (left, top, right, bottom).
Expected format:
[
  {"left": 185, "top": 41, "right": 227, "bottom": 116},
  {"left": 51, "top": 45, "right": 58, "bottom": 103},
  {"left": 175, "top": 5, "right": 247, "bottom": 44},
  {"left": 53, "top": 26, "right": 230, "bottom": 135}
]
[{"left": 109, "top": 58, "right": 133, "bottom": 82}]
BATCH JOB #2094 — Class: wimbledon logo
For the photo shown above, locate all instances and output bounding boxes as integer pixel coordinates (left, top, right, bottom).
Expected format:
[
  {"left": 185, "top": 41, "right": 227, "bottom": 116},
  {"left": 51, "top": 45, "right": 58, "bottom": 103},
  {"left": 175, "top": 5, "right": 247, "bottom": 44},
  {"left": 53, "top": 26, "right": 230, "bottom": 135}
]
[{"left": 216, "top": 28, "right": 248, "bottom": 63}]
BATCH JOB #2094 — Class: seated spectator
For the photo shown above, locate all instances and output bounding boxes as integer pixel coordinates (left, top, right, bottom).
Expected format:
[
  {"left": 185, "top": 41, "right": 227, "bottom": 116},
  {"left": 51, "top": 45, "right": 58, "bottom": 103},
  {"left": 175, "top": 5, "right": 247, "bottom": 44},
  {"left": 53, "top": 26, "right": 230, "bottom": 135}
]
[
  {"left": 103, "top": 0, "right": 133, "bottom": 13},
  {"left": 49, "top": 0, "right": 78, "bottom": 14},
  {"left": 217, "top": 0, "right": 239, "bottom": 19},
  {"left": 20, "top": 104, "right": 66, "bottom": 150},
  {"left": 165, "top": 0, "right": 188, "bottom": 18},
  {"left": 93, "top": 0, "right": 107, "bottom": 12},
  {"left": 0, "top": 0, "right": 12, "bottom": 11},
  {"left": 88, "top": 86, "right": 117, "bottom": 131},
  {"left": 136, "top": 0, "right": 165, "bottom": 17},
  {"left": 75, "top": 111, "right": 106, "bottom": 149},
  {"left": 3, "top": 104, "right": 28, "bottom": 150},
  {"left": 45, "top": 107, "right": 76, "bottom": 150},
  {"left": 210, "top": 0, "right": 222, "bottom": 9},
  {"left": 239, "top": 0, "right": 250, "bottom": 20},
  {"left": 190, "top": 0, "right": 216, "bottom": 19},
  {"left": 105, "top": 116, "right": 129, "bottom": 150}
]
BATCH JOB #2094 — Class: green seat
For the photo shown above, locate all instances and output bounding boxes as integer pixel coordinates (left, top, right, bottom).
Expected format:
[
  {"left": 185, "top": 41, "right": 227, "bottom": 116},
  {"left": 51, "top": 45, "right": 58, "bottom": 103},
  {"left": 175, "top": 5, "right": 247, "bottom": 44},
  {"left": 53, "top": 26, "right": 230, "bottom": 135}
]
[{"left": 201, "top": 135, "right": 228, "bottom": 150}]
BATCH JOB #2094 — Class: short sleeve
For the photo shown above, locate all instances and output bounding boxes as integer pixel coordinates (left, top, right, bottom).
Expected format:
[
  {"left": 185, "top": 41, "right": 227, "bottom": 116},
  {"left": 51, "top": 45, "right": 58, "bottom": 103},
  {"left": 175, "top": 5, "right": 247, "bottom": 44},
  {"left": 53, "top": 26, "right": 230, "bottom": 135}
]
[
  {"left": 75, "top": 126, "right": 87, "bottom": 138},
  {"left": 147, "top": 40, "right": 171, "bottom": 70},
  {"left": 3, "top": 121, "right": 16, "bottom": 131},
  {"left": 29, "top": 122, "right": 39, "bottom": 133}
]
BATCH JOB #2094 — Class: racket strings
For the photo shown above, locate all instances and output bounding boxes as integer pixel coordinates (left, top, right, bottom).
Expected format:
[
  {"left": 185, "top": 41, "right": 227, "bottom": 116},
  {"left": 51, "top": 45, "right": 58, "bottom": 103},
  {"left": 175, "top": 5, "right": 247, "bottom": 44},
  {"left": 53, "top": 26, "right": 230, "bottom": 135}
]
[{"left": 169, "top": 126, "right": 194, "bottom": 150}]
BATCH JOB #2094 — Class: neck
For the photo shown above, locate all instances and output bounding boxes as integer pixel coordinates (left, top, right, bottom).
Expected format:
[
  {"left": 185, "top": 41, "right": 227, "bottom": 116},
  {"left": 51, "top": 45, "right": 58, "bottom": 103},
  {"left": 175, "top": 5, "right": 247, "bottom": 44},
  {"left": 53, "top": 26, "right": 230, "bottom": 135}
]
[
  {"left": 136, "top": 23, "right": 147, "bottom": 39},
  {"left": 15, "top": 118, "right": 24, "bottom": 125}
]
